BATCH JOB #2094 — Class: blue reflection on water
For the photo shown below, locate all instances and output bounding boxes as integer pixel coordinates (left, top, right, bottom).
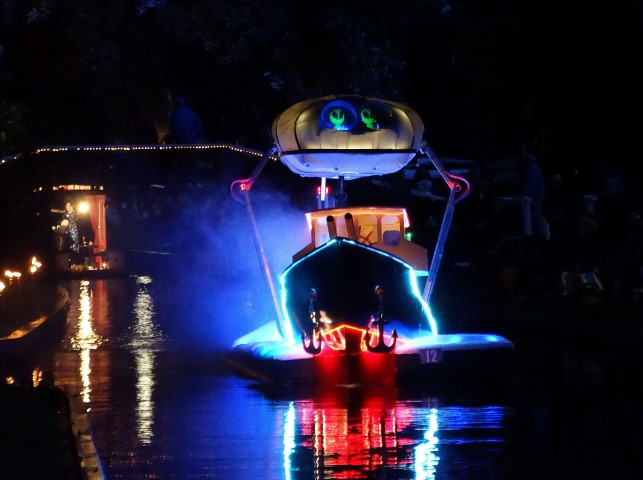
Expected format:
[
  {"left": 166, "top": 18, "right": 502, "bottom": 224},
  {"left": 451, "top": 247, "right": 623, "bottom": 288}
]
[
  {"left": 414, "top": 408, "right": 439, "bottom": 479},
  {"left": 283, "top": 403, "right": 296, "bottom": 480}
]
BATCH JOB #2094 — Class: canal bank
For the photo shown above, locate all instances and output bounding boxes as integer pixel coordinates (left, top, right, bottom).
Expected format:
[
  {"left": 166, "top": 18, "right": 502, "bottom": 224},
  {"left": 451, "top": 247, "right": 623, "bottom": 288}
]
[
  {"left": 0, "top": 383, "right": 102, "bottom": 480},
  {"left": 0, "top": 281, "right": 103, "bottom": 480}
]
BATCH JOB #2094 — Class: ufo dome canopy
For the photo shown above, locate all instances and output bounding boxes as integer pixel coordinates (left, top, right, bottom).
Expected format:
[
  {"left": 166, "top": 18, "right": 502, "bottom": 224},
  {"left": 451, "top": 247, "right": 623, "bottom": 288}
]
[{"left": 271, "top": 95, "right": 425, "bottom": 180}]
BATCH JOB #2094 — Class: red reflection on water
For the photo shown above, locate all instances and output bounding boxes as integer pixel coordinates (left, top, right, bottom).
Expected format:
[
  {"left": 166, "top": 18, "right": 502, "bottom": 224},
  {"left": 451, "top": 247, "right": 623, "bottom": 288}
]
[{"left": 291, "top": 386, "right": 426, "bottom": 479}]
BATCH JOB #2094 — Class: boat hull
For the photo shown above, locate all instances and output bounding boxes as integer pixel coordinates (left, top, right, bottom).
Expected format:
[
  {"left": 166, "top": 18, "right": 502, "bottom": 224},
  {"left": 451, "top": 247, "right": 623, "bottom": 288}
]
[{"left": 228, "top": 333, "right": 515, "bottom": 388}]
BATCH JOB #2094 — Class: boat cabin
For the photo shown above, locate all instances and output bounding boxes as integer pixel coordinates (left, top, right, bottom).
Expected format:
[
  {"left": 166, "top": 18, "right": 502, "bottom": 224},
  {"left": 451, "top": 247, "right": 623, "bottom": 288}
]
[{"left": 294, "top": 206, "right": 428, "bottom": 276}]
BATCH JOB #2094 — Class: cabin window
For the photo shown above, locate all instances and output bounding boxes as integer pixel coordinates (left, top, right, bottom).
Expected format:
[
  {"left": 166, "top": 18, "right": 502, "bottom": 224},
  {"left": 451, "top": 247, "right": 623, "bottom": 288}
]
[
  {"left": 383, "top": 230, "right": 401, "bottom": 246},
  {"left": 314, "top": 217, "right": 330, "bottom": 246},
  {"left": 381, "top": 215, "right": 401, "bottom": 246},
  {"left": 357, "top": 214, "right": 378, "bottom": 246},
  {"left": 334, "top": 215, "right": 348, "bottom": 238}
]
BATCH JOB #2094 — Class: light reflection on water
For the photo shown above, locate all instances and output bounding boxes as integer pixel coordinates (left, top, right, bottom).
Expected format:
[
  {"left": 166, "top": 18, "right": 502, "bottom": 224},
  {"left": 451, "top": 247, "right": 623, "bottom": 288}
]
[
  {"left": 69, "top": 280, "right": 103, "bottom": 403},
  {"left": 126, "top": 275, "right": 166, "bottom": 445},
  {"left": 278, "top": 392, "right": 509, "bottom": 479},
  {"left": 50, "top": 276, "right": 516, "bottom": 479},
  {"left": 415, "top": 407, "right": 439, "bottom": 479},
  {"left": 282, "top": 394, "right": 443, "bottom": 479}
]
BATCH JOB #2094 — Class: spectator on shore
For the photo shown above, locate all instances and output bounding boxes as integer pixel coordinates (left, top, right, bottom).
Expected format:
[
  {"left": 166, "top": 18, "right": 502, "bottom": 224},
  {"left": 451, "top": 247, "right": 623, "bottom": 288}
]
[
  {"left": 593, "top": 173, "right": 631, "bottom": 297},
  {"left": 519, "top": 153, "right": 549, "bottom": 240},
  {"left": 594, "top": 175, "right": 628, "bottom": 246},
  {"left": 542, "top": 173, "right": 584, "bottom": 275},
  {"left": 170, "top": 95, "right": 204, "bottom": 144}
]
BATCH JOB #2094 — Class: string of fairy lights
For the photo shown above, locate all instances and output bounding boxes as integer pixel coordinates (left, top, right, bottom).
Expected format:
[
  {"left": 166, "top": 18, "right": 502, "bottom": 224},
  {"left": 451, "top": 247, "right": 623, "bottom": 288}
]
[{"left": 1, "top": 143, "right": 277, "bottom": 164}]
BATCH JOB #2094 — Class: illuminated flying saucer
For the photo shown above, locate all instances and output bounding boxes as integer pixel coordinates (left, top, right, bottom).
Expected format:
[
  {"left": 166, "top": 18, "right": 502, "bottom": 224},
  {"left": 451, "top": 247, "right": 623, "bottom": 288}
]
[{"left": 271, "top": 95, "right": 424, "bottom": 179}]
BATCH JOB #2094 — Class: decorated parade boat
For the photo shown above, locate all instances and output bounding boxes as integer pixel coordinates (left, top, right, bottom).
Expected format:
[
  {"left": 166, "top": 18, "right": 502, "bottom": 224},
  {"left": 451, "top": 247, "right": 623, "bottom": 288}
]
[{"left": 227, "top": 95, "right": 515, "bottom": 387}]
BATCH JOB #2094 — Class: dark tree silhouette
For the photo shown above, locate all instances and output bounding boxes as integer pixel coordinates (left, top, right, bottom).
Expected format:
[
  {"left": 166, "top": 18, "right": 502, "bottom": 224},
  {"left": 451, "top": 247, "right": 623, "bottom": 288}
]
[{"left": 0, "top": 0, "right": 642, "bottom": 185}]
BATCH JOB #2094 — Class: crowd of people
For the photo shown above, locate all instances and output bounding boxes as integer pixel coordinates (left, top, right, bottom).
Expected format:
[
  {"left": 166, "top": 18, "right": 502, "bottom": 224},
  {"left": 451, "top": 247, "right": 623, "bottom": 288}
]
[{"left": 451, "top": 154, "right": 643, "bottom": 304}]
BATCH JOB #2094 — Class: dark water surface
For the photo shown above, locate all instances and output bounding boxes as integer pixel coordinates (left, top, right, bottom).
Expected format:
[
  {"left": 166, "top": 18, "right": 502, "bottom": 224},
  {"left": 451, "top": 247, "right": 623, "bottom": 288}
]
[{"left": 39, "top": 275, "right": 643, "bottom": 479}]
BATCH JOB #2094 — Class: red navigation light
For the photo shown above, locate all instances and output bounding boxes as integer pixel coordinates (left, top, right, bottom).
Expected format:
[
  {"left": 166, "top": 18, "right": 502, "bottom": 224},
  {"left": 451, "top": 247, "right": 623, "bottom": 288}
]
[{"left": 316, "top": 185, "right": 330, "bottom": 196}]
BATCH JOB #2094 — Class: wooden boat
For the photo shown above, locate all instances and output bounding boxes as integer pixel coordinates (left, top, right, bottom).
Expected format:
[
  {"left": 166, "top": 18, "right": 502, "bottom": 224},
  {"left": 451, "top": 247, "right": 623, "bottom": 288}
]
[{"left": 0, "top": 284, "right": 70, "bottom": 360}]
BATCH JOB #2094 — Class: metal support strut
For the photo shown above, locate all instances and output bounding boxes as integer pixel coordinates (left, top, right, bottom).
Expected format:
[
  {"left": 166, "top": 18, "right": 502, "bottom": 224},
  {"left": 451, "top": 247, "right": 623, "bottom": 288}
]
[
  {"left": 419, "top": 143, "right": 471, "bottom": 303},
  {"left": 230, "top": 146, "right": 289, "bottom": 338}
]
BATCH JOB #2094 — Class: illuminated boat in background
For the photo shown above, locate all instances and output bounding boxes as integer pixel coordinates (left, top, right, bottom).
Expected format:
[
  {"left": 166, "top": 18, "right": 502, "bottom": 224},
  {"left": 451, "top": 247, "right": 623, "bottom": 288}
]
[
  {"left": 0, "top": 143, "right": 263, "bottom": 279},
  {"left": 0, "top": 150, "right": 123, "bottom": 279},
  {"left": 49, "top": 185, "right": 114, "bottom": 275},
  {"left": 0, "top": 181, "right": 115, "bottom": 279},
  {"left": 228, "top": 95, "right": 515, "bottom": 387}
]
